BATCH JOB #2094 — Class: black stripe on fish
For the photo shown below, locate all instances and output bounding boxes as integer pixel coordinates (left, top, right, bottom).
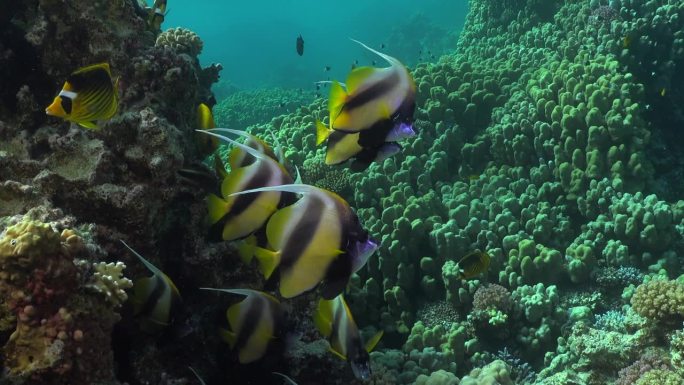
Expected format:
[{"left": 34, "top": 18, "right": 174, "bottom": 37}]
[
  {"left": 320, "top": 252, "right": 353, "bottom": 299},
  {"left": 234, "top": 297, "right": 262, "bottom": 354},
  {"left": 224, "top": 162, "right": 278, "bottom": 222},
  {"left": 279, "top": 197, "right": 324, "bottom": 272},
  {"left": 357, "top": 119, "right": 395, "bottom": 148},
  {"left": 135, "top": 275, "right": 167, "bottom": 319},
  {"left": 60, "top": 96, "right": 73, "bottom": 115},
  {"left": 340, "top": 70, "right": 400, "bottom": 113}
]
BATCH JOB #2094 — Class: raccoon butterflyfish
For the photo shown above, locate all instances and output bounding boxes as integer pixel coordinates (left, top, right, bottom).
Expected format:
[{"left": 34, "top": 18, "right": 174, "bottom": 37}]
[
  {"left": 313, "top": 294, "right": 383, "bottom": 380},
  {"left": 296, "top": 34, "right": 304, "bottom": 56},
  {"left": 456, "top": 250, "right": 491, "bottom": 279},
  {"left": 121, "top": 240, "right": 181, "bottom": 333},
  {"left": 229, "top": 184, "right": 379, "bottom": 299},
  {"left": 148, "top": 0, "right": 167, "bottom": 31},
  {"left": 197, "top": 129, "right": 294, "bottom": 242},
  {"left": 45, "top": 63, "right": 119, "bottom": 130},
  {"left": 195, "top": 103, "right": 219, "bottom": 156},
  {"left": 200, "top": 288, "right": 284, "bottom": 364},
  {"left": 324, "top": 39, "right": 415, "bottom": 144}
]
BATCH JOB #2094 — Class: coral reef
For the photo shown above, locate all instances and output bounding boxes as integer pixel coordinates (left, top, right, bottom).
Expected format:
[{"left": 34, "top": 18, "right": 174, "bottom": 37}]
[{"left": 2, "top": 0, "right": 684, "bottom": 382}]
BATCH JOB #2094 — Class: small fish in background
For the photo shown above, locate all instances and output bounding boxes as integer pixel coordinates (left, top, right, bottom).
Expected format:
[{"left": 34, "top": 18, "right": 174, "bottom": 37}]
[
  {"left": 273, "top": 372, "right": 298, "bottom": 385},
  {"left": 122, "top": 240, "right": 181, "bottom": 333},
  {"left": 195, "top": 103, "right": 219, "bottom": 156},
  {"left": 45, "top": 63, "right": 119, "bottom": 130},
  {"left": 200, "top": 288, "right": 284, "bottom": 364},
  {"left": 197, "top": 128, "right": 294, "bottom": 242},
  {"left": 456, "top": 250, "right": 491, "bottom": 279},
  {"left": 296, "top": 34, "right": 304, "bottom": 56},
  {"left": 147, "top": 0, "right": 168, "bottom": 31},
  {"left": 622, "top": 35, "right": 632, "bottom": 49},
  {"left": 324, "top": 65, "right": 331, "bottom": 72},
  {"left": 230, "top": 184, "right": 379, "bottom": 299},
  {"left": 380, "top": 43, "right": 385, "bottom": 49},
  {"left": 313, "top": 294, "right": 383, "bottom": 380}
]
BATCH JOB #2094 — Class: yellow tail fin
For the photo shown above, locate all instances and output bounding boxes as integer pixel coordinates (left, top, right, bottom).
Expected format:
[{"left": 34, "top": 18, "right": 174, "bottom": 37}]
[
  {"left": 316, "top": 120, "right": 331, "bottom": 146},
  {"left": 237, "top": 235, "right": 258, "bottom": 264},
  {"left": 219, "top": 328, "right": 237, "bottom": 348},
  {"left": 206, "top": 194, "right": 229, "bottom": 224},
  {"left": 365, "top": 330, "right": 384, "bottom": 352},
  {"left": 253, "top": 247, "right": 281, "bottom": 279}
]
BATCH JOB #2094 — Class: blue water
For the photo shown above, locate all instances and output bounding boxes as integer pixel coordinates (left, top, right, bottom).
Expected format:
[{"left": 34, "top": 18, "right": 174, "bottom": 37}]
[{"left": 165, "top": 0, "right": 468, "bottom": 89}]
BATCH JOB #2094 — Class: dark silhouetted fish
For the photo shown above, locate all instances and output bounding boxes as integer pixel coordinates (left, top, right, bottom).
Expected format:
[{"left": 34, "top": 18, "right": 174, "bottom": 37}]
[{"left": 296, "top": 34, "right": 304, "bottom": 56}]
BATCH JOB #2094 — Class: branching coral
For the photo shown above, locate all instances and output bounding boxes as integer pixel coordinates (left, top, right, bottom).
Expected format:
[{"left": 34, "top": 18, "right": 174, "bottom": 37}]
[{"left": 631, "top": 279, "right": 684, "bottom": 325}]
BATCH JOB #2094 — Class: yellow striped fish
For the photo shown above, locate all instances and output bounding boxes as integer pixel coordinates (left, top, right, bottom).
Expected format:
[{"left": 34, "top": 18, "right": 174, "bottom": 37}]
[
  {"left": 122, "top": 241, "right": 181, "bottom": 333},
  {"left": 313, "top": 294, "right": 383, "bottom": 380},
  {"left": 456, "top": 250, "right": 491, "bottom": 279},
  {"left": 148, "top": 0, "right": 168, "bottom": 30},
  {"left": 201, "top": 288, "right": 283, "bottom": 364},
  {"left": 197, "top": 128, "right": 294, "bottom": 242},
  {"left": 196, "top": 103, "right": 219, "bottom": 156},
  {"left": 45, "top": 63, "right": 119, "bottom": 129},
  {"left": 325, "top": 40, "right": 415, "bottom": 142},
  {"left": 228, "top": 184, "right": 379, "bottom": 299}
]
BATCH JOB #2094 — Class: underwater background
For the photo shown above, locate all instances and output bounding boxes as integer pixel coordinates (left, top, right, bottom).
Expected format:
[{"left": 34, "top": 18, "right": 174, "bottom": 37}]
[{"left": 1, "top": 0, "right": 684, "bottom": 384}]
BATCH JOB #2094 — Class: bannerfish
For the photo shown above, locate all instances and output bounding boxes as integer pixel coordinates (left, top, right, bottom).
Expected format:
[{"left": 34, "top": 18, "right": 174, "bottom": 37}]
[
  {"left": 198, "top": 128, "right": 294, "bottom": 241},
  {"left": 316, "top": 81, "right": 415, "bottom": 170},
  {"left": 148, "top": 0, "right": 168, "bottom": 30},
  {"left": 456, "top": 250, "right": 491, "bottom": 279},
  {"left": 229, "top": 184, "right": 379, "bottom": 299},
  {"left": 122, "top": 240, "right": 181, "bottom": 333},
  {"left": 45, "top": 63, "right": 119, "bottom": 130},
  {"left": 316, "top": 118, "right": 414, "bottom": 169},
  {"left": 201, "top": 288, "right": 284, "bottom": 364},
  {"left": 324, "top": 39, "right": 415, "bottom": 148},
  {"left": 313, "top": 294, "right": 383, "bottom": 380},
  {"left": 296, "top": 34, "right": 304, "bottom": 56},
  {"left": 196, "top": 103, "right": 219, "bottom": 156}
]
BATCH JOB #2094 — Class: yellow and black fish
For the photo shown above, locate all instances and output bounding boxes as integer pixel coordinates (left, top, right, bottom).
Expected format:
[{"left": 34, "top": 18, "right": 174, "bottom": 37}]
[
  {"left": 201, "top": 288, "right": 284, "bottom": 364},
  {"left": 229, "top": 184, "right": 379, "bottom": 299},
  {"left": 197, "top": 128, "right": 294, "bottom": 241},
  {"left": 196, "top": 103, "right": 219, "bottom": 156},
  {"left": 316, "top": 119, "right": 412, "bottom": 171},
  {"left": 45, "top": 63, "right": 119, "bottom": 129},
  {"left": 321, "top": 40, "right": 415, "bottom": 147},
  {"left": 313, "top": 294, "right": 383, "bottom": 380},
  {"left": 122, "top": 240, "right": 181, "bottom": 333},
  {"left": 456, "top": 250, "right": 491, "bottom": 279},
  {"left": 148, "top": 0, "right": 168, "bottom": 31}
]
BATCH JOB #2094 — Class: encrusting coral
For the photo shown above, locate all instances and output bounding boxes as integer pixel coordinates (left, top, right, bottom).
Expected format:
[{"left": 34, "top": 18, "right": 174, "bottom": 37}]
[{"left": 0, "top": 218, "right": 122, "bottom": 384}]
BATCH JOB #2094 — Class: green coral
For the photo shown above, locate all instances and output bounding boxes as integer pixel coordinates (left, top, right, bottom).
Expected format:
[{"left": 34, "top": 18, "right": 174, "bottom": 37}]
[{"left": 631, "top": 279, "right": 684, "bottom": 325}]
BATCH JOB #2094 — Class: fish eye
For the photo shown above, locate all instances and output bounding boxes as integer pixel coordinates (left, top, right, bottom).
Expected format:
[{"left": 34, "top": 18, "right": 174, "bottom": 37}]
[
  {"left": 60, "top": 96, "right": 73, "bottom": 115},
  {"left": 10, "top": 239, "right": 17, "bottom": 246}
]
